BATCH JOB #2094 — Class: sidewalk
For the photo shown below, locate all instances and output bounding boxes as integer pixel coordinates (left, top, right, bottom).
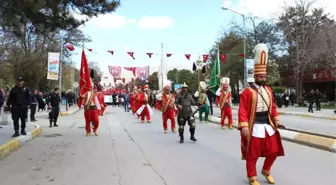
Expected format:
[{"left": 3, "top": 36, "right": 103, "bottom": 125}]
[
  {"left": 0, "top": 122, "right": 41, "bottom": 159},
  {"left": 0, "top": 105, "right": 79, "bottom": 159},
  {"left": 231, "top": 105, "right": 336, "bottom": 120}
]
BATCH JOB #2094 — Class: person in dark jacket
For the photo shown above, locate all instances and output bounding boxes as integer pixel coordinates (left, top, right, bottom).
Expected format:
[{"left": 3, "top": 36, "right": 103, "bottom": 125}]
[
  {"left": 206, "top": 88, "right": 214, "bottom": 115},
  {"left": 30, "top": 90, "right": 38, "bottom": 121},
  {"left": 315, "top": 89, "right": 322, "bottom": 111},
  {"left": 48, "top": 88, "right": 61, "bottom": 127},
  {"left": 0, "top": 88, "right": 4, "bottom": 116},
  {"left": 5, "top": 77, "right": 30, "bottom": 137},
  {"left": 307, "top": 89, "right": 315, "bottom": 113}
]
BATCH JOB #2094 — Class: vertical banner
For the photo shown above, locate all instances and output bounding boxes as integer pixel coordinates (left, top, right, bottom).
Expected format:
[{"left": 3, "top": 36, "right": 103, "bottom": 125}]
[
  {"left": 47, "top": 52, "right": 60, "bottom": 80},
  {"left": 108, "top": 66, "right": 122, "bottom": 79},
  {"left": 135, "top": 66, "right": 150, "bottom": 82},
  {"left": 245, "top": 59, "right": 255, "bottom": 83}
]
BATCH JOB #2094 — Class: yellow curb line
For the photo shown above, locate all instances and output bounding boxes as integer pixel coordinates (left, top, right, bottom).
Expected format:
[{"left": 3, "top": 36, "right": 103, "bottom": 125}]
[
  {"left": 60, "top": 108, "right": 79, "bottom": 116},
  {"left": 0, "top": 126, "right": 41, "bottom": 160}
]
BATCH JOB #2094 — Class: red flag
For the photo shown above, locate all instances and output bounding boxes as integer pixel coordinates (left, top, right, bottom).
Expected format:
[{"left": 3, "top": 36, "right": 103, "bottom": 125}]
[
  {"left": 146, "top": 52, "right": 153, "bottom": 58},
  {"left": 88, "top": 48, "right": 93, "bottom": 52},
  {"left": 166, "top": 53, "right": 172, "bottom": 57},
  {"left": 220, "top": 54, "right": 227, "bottom": 62},
  {"left": 127, "top": 52, "right": 135, "bottom": 59},
  {"left": 202, "top": 54, "right": 209, "bottom": 63},
  {"left": 108, "top": 50, "right": 114, "bottom": 55},
  {"left": 185, "top": 54, "right": 191, "bottom": 60},
  {"left": 64, "top": 43, "right": 75, "bottom": 51},
  {"left": 78, "top": 50, "right": 92, "bottom": 108}
]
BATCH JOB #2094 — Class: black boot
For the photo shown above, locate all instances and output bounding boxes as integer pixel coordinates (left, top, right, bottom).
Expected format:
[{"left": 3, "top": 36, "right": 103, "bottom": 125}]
[
  {"left": 49, "top": 119, "right": 53, "bottom": 127},
  {"left": 21, "top": 129, "right": 27, "bottom": 135},
  {"left": 190, "top": 128, "right": 197, "bottom": 142},
  {"left": 179, "top": 132, "right": 184, "bottom": 143},
  {"left": 12, "top": 130, "right": 20, "bottom": 137},
  {"left": 54, "top": 121, "right": 58, "bottom": 127}
]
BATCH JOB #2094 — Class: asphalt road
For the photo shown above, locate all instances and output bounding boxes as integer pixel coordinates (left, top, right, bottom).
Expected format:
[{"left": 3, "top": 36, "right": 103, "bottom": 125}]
[
  {"left": 209, "top": 107, "right": 336, "bottom": 137},
  {"left": 0, "top": 106, "right": 335, "bottom": 185}
]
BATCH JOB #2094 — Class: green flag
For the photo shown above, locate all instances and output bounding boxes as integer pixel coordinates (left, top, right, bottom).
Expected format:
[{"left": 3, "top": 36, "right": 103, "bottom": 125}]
[{"left": 208, "top": 57, "right": 220, "bottom": 93}]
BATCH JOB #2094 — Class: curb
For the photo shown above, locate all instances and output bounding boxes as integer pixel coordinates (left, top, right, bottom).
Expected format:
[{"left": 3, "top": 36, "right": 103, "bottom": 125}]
[
  {"left": 231, "top": 107, "right": 336, "bottom": 120},
  {"left": 0, "top": 124, "right": 41, "bottom": 160},
  {"left": 194, "top": 114, "right": 336, "bottom": 153},
  {"left": 60, "top": 108, "right": 80, "bottom": 116}
]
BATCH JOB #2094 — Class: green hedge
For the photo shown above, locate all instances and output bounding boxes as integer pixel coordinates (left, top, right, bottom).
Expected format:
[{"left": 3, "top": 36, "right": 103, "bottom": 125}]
[{"left": 271, "top": 86, "right": 286, "bottom": 93}]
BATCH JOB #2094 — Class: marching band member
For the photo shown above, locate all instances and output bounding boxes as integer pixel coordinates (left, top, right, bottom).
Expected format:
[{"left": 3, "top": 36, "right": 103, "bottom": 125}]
[
  {"left": 156, "top": 82, "right": 177, "bottom": 133},
  {"left": 238, "top": 43, "right": 284, "bottom": 185},
  {"left": 136, "top": 85, "right": 152, "bottom": 123},
  {"left": 216, "top": 77, "right": 233, "bottom": 129},
  {"left": 130, "top": 86, "right": 138, "bottom": 114},
  {"left": 194, "top": 81, "right": 210, "bottom": 123},
  {"left": 81, "top": 70, "right": 101, "bottom": 136}
]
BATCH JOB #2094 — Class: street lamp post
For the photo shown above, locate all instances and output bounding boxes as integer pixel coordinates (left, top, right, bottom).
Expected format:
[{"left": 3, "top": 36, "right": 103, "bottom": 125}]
[{"left": 221, "top": 7, "right": 247, "bottom": 88}]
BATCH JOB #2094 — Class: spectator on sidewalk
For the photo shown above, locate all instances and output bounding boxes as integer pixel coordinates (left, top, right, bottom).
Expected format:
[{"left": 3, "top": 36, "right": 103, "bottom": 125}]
[
  {"left": 315, "top": 89, "right": 322, "bottom": 111},
  {"left": 5, "top": 77, "right": 30, "bottom": 137},
  {"left": 289, "top": 91, "right": 296, "bottom": 106},
  {"left": 30, "top": 90, "right": 38, "bottom": 121},
  {"left": 206, "top": 88, "right": 214, "bottom": 115},
  {"left": 0, "top": 88, "right": 4, "bottom": 116},
  {"left": 307, "top": 89, "right": 315, "bottom": 113},
  {"left": 48, "top": 88, "right": 60, "bottom": 127},
  {"left": 124, "top": 91, "right": 130, "bottom": 112},
  {"left": 283, "top": 92, "right": 290, "bottom": 107}
]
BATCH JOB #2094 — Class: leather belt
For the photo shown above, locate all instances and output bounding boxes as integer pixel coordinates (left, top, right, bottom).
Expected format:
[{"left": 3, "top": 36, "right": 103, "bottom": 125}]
[{"left": 254, "top": 111, "right": 270, "bottom": 124}]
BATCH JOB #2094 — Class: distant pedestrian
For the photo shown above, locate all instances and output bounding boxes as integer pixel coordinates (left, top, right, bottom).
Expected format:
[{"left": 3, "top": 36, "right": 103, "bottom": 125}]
[
  {"left": 30, "top": 90, "right": 38, "bottom": 121},
  {"left": 307, "top": 89, "right": 314, "bottom": 113},
  {"left": 315, "top": 89, "right": 321, "bottom": 111},
  {"left": 5, "top": 77, "right": 30, "bottom": 137},
  {"left": 48, "top": 88, "right": 60, "bottom": 127}
]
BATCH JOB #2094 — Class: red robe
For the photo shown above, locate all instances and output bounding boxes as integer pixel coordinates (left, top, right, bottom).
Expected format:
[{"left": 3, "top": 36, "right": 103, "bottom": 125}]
[
  {"left": 161, "top": 92, "right": 176, "bottom": 131},
  {"left": 138, "top": 92, "right": 151, "bottom": 122},
  {"left": 238, "top": 86, "right": 284, "bottom": 179},
  {"left": 218, "top": 90, "right": 233, "bottom": 127},
  {"left": 134, "top": 93, "right": 141, "bottom": 116},
  {"left": 97, "top": 91, "right": 106, "bottom": 116},
  {"left": 130, "top": 92, "right": 136, "bottom": 114},
  {"left": 82, "top": 91, "right": 100, "bottom": 134}
]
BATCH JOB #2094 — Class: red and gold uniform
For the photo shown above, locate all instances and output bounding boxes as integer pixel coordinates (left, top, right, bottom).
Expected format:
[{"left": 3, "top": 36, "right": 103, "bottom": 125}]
[
  {"left": 215, "top": 77, "right": 233, "bottom": 129},
  {"left": 82, "top": 89, "right": 101, "bottom": 136},
  {"left": 137, "top": 85, "right": 152, "bottom": 123},
  {"left": 156, "top": 84, "right": 176, "bottom": 133},
  {"left": 238, "top": 43, "right": 284, "bottom": 185},
  {"left": 96, "top": 86, "right": 106, "bottom": 116},
  {"left": 135, "top": 86, "right": 142, "bottom": 118},
  {"left": 130, "top": 86, "right": 138, "bottom": 114}
]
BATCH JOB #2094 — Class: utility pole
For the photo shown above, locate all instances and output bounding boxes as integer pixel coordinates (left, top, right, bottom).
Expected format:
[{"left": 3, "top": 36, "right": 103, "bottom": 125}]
[{"left": 58, "top": 32, "right": 63, "bottom": 95}]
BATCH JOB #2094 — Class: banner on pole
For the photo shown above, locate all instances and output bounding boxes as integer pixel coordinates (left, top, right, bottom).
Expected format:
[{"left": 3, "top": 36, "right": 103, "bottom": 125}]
[
  {"left": 47, "top": 52, "right": 60, "bottom": 80},
  {"left": 245, "top": 59, "right": 255, "bottom": 83}
]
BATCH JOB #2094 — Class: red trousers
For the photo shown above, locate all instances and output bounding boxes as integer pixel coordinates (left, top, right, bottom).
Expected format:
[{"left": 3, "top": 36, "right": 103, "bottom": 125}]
[
  {"left": 221, "top": 107, "right": 233, "bottom": 127},
  {"left": 162, "top": 109, "right": 176, "bottom": 130},
  {"left": 84, "top": 109, "right": 99, "bottom": 133},
  {"left": 246, "top": 131, "right": 279, "bottom": 178},
  {"left": 140, "top": 107, "right": 151, "bottom": 121}
]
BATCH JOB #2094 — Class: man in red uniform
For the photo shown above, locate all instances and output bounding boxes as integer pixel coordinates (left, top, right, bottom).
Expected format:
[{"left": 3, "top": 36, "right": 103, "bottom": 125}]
[
  {"left": 134, "top": 86, "right": 142, "bottom": 118},
  {"left": 130, "top": 86, "right": 137, "bottom": 114},
  {"left": 238, "top": 43, "right": 284, "bottom": 185},
  {"left": 96, "top": 84, "right": 106, "bottom": 116},
  {"left": 215, "top": 77, "right": 233, "bottom": 129},
  {"left": 156, "top": 83, "right": 177, "bottom": 133},
  {"left": 81, "top": 70, "right": 102, "bottom": 136},
  {"left": 136, "top": 84, "right": 152, "bottom": 123}
]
